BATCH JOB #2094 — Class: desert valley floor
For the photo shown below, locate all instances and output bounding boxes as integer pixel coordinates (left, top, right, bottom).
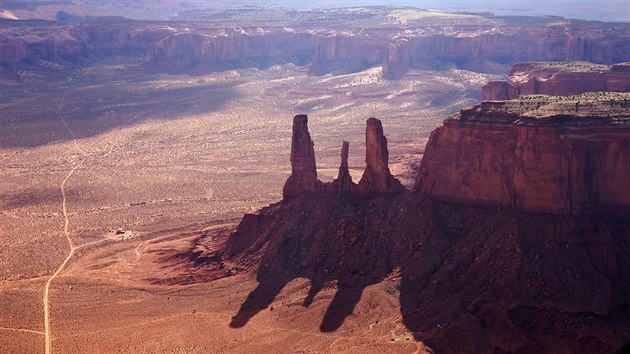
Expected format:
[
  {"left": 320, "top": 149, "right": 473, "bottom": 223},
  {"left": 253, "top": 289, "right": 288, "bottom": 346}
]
[{"left": 0, "top": 61, "right": 497, "bottom": 353}]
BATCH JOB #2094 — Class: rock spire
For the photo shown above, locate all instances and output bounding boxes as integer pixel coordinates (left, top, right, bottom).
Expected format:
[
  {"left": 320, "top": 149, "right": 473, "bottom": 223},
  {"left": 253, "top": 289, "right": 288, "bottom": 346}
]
[{"left": 283, "top": 115, "right": 319, "bottom": 199}]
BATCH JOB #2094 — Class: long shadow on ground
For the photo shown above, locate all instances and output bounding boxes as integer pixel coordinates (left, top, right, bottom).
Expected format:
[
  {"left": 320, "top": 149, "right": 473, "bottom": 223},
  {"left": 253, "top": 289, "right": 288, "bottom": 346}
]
[{"left": 221, "top": 192, "right": 630, "bottom": 353}]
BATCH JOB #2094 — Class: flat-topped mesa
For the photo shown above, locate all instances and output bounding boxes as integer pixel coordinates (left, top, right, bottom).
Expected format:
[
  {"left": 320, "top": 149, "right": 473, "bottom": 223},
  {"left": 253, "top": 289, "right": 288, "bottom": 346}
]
[
  {"left": 355, "top": 118, "right": 404, "bottom": 196},
  {"left": 283, "top": 115, "right": 319, "bottom": 199},
  {"left": 416, "top": 92, "right": 630, "bottom": 214},
  {"left": 331, "top": 141, "right": 354, "bottom": 194},
  {"left": 482, "top": 62, "right": 630, "bottom": 101}
]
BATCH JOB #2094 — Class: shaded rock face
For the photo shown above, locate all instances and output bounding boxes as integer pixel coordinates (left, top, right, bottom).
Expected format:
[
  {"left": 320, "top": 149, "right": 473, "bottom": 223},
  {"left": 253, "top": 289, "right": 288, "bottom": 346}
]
[
  {"left": 356, "top": 118, "right": 404, "bottom": 196},
  {"left": 331, "top": 141, "right": 353, "bottom": 194},
  {"left": 149, "top": 31, "right": 316, "bottom": 71},
  {"left": 0, "top": 20, "right": 86, "bottom": 63},
  {"left": 282, "top": 115, "right": 404, "bottom": 199},
  {"left": 415, "top": 93, "right": 630, "bottom": 214},
  {"left": 282, "top": 114, "right": 318, "bottom": 199},
  {"left": 224, "top": 193, "right": 630, "bottom": 354},
  {"left": 482, "top": 62, "right": 630, "bottom": 101}
]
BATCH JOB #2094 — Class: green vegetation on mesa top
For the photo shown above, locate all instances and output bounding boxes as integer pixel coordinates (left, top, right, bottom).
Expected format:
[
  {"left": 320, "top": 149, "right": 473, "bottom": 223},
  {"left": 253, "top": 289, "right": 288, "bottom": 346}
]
[{"left": 459, "top": 92, "right": 630, "bottom": 124}]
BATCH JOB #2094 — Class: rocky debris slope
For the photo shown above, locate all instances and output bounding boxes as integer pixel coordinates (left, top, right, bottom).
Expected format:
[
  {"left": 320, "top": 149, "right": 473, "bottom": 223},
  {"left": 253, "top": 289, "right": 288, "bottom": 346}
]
[
  {"left": 205, "top": 94, "right": 630, "bottom": 352},
  {"left": 415, "top": 92, "right": 630, "bottom": 214},
  {"left": 482, "top": 62, "right": 630, "bottom": 100}
]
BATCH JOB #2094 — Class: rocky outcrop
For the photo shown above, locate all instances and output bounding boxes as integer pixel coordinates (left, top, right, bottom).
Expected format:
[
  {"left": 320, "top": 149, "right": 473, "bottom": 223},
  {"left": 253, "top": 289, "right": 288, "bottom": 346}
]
[
  {"left": 222, "top": 106, "right": 630, "bottom": 352},
  {"left": 482, "top": 62, "right": 630, "bottom": 100},
  {"left": 282, "top": 115, "right": 404, "bottom": 199},
  {"left": 77, "top": 17, "right": 176, "bottom": 56},
  {"left": 355, "top": 118, "right": 404, "bottom": 196},
  {"left": 283, "top": 114, "right": 319, "bottom": 199},
  {"left": 415, "top": 92, "right": 630, "bottom": 214}
]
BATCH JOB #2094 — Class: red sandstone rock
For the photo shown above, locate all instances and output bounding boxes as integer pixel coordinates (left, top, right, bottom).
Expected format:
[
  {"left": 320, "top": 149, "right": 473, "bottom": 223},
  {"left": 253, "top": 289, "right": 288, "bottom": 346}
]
[
  {"left": 415, "top": 93, "right": 630, "bottom": 214},
  {"left": 331, "top": 141, "right": 354, "bottom": 194},
  {"left": 482, "top": 62, "right": 630, "bottom": 101},
  {"left": 355, "top": 118, "right": 404, "bottom": 196},
  {"left": 283, "top": 114, "right": 319, "bottom": 199}
]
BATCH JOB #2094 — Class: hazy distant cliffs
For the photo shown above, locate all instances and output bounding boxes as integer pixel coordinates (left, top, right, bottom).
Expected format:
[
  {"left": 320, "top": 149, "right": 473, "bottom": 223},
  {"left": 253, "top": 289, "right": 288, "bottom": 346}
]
[
  {"left": 1, "top": 8, "right": 630, "bottom": 79},
  {"left": 482, "top": 62, "right": 630, "bottom": 100},
  {"left": 147, "top": 19, "right": 630, "bottom": 75}
]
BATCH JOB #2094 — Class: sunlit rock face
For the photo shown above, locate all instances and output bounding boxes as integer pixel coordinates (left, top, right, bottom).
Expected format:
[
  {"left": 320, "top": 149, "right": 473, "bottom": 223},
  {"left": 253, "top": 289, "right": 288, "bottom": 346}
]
[
  {"left": 283, "top": 114, "right": 319, "bottom": 199},
  {"left": 415, "top": 92, "right": 630, "bottom": 214}
]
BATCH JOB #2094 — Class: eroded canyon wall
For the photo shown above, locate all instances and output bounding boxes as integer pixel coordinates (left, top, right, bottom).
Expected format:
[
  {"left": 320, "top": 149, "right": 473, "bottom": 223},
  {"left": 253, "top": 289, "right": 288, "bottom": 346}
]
[{"left": 2, "top": 13, "right": 629, "bottom": 76}]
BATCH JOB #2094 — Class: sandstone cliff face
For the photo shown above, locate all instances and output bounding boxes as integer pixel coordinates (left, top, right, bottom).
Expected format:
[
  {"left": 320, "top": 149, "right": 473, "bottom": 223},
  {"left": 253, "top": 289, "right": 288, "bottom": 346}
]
[
  {"left": 313, "top": 24, "right": 630, "bottom": 77},
  {"left": 148, "top": 31, "right": 316, "bottom": 70},
  {"left": 415, "top": 93, "right": 630, "bottom": 214},
  {"left": 77, "top": 18, "right": 175, "bottom": 56},
  {"left": 2, "top": 13, "right": 629, "bottom": 78},
  {"left": 283, "top": 114, "right": 319, "bottom": 199},
  {"left": 216, "top": 86, "right": 630, "bottom": 353},
  {"left": 0, "top": 20, "right": 86, "bottom": 63},
  {"left": 482, "top": 62, "right": 630, "bottom": 100}
]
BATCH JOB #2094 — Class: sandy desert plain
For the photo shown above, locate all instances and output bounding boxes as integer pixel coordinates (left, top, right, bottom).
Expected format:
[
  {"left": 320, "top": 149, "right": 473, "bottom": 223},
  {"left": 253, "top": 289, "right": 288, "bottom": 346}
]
[{"left": 0, "top": 58, "right": 498, "bottom": 353}]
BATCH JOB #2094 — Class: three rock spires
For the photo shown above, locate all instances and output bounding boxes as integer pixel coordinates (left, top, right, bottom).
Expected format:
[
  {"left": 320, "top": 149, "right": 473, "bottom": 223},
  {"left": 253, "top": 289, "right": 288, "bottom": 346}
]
[{"left": 283, "top": 114, "right": 403, "bottom": 199}]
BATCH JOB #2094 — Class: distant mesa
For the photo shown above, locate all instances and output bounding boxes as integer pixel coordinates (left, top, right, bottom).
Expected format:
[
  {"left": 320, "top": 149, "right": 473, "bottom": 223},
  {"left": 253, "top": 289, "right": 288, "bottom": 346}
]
[
  {"left": 283, "top": 115, "right": 404, "bottom": 200},
  {"left": 482, "top": 62, "right": 630, "bottom": 101}
]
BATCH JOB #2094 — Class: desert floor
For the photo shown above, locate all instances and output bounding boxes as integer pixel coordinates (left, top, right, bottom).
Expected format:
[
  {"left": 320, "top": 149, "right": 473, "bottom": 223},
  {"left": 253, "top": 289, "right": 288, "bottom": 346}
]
[{"left": 0, "top": 61, "right": 498, "bottom": 353}]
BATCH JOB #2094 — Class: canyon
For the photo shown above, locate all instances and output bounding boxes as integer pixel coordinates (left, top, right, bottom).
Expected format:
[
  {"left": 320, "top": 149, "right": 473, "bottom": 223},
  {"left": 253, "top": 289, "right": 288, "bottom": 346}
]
[{"left": 2, "top": 7, "right": 630, "bottom": 88}]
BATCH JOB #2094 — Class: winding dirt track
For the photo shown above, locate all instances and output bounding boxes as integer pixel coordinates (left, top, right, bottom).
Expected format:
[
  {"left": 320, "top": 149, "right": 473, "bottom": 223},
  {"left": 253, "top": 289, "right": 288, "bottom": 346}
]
[{"left": 43, "top": 97, "right": 87, "bottom": 354}]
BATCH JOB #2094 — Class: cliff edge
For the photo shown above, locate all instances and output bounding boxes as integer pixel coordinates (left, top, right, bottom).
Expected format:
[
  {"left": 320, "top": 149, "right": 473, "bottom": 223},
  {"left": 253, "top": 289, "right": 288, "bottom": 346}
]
[
  {"left": 415, "top": 92, "right": 630, "bottom": 214},
  {"left": 482, "top": 62, "right": 630, "bottom": 100}
]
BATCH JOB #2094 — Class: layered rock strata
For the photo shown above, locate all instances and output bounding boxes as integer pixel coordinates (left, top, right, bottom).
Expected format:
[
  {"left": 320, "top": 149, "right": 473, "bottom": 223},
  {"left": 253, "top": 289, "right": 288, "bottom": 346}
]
[
  {"left": 3, "top": 10, "right": 630, "bottom": 77},
  {"left": 482, "top": 62, "right": 630, "bottom": 100},
  {"left": 415, "top": 92, "right": 630, "bottom": 214}
]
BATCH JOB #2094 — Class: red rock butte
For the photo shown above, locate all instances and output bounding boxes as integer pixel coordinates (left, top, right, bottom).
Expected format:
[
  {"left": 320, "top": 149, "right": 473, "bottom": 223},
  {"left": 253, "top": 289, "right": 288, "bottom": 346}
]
[{"left": 415, "top": 92, "right": 630, "bottom": 214}]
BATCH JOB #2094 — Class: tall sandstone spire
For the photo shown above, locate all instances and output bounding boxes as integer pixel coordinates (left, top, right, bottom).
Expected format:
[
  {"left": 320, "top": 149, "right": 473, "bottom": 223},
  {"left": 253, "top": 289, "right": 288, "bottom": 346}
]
[
  {"left": 356, "top": 118, "right": 403, "bottom": 196},
  {"left": 283, "top": 115, "right": 319, "bottom": 199}
]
